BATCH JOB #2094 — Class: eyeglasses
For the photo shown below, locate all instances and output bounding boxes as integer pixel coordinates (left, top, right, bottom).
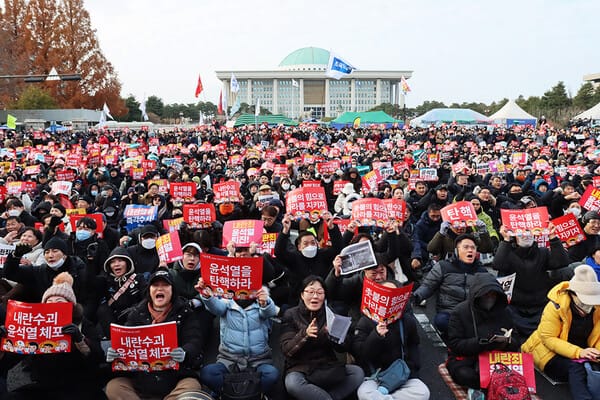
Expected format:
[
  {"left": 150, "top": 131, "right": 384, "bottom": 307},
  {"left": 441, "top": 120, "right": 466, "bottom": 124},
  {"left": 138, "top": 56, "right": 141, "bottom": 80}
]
[{"left": 303, "top": 289, "right": 325, "bottom": 297}]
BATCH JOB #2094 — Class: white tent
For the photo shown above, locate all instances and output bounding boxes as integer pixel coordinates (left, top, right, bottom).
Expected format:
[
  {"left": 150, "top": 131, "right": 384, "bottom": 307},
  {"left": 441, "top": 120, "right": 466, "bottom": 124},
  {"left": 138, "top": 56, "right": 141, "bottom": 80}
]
[
  {"left": 489, "top": 100, "right": 537, "bottom": 127},
  {"left": 573, "top": 101, "right": 600, "bottom": 120}
]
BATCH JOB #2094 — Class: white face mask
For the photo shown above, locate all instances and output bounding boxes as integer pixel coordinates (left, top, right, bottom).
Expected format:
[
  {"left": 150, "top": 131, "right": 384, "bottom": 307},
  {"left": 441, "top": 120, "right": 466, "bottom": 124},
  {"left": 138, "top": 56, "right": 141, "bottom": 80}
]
[
  {"left": 301, "top": 245, "right": 318, "bottom": 259},
  {"left": 323, "top": 178, "right": 331, "bottom": 184},
  {"left": 568, "top": 208, "right": 581, "bottom": 218},
  {"left": 516, "top": 236, "right": 535, "bottom": 248},
  {"left": 141, "top": 238, "right": 156, "bottom": 250},
  {"left": 8, "top": 209, "right": 21, "bottom": 217},
  {"left": 47, "top": 257, "right": 66, "bottom": 270},
  {"left": 573, "top": 295, "right": 594, "bottom": 314},
  {"left": 281, "top": 183, "right": 290, "bottom": 191}
]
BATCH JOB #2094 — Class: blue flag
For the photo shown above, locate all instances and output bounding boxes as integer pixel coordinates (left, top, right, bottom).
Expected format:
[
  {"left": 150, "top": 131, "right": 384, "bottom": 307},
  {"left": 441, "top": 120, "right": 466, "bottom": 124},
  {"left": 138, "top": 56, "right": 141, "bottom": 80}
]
[{"left": 326, "top": 52, "right": 356, "bottom": 80}]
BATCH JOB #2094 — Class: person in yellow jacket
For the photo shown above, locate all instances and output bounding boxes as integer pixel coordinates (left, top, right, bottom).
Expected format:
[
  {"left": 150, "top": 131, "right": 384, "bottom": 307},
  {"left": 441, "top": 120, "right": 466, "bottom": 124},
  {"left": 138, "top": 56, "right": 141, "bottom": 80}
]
[{"left": 522, "top": 265, "right": 600, "bottom": 400}]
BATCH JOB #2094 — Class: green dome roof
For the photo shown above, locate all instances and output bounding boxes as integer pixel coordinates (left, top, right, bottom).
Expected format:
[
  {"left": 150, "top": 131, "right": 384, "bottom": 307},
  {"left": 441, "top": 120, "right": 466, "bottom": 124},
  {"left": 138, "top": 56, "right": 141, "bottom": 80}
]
[{"left": 279, "top": 47, "right": 330, "bottom": 68}]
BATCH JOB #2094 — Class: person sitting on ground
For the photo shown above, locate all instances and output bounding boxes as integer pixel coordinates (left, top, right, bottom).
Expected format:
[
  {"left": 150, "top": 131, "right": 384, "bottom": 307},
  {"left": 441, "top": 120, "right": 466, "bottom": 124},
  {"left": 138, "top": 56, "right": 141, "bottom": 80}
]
[{"left": 568, "top": 211, "right": 600, "bottom": 262}]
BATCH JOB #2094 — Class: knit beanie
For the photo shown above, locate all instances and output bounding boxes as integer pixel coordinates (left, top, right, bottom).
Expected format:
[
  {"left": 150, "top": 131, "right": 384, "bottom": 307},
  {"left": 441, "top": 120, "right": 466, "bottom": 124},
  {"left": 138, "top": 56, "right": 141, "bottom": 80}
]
[
  {"left": 44, "top": 237, "right": 68, "bottom": 255},
  {"left": 42, "top": 272, "right": 76, "bottom": 303}
]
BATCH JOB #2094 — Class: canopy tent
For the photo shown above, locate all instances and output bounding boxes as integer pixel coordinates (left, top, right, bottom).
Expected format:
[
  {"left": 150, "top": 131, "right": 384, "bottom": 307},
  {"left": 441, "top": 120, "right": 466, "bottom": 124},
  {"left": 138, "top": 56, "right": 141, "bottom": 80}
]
[
  {"left": 573, "top": 101, "right": 600, "bottom": 120},
  {"left": 45, "top": 124, "right": 69, "bottom": 133},
  {"left": 488, "top": 100, "right": 537, "bottom": 127},
  {"left": 410, "top": 108, "right": 492, "bottom": 127},
  {"left": 233, "top": 114, "right": 298, "bottom": 127},
  {"left": 329, "top": 111, "right": 403, "bottom": 129}
]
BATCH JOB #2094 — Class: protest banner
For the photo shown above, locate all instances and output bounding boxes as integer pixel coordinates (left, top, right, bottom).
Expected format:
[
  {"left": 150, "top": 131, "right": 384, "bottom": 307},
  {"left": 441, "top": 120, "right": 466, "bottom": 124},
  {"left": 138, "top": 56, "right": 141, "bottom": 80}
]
[
  {"left": 419, "top": 168, "right": 438, "bottom": 181},
  {"left": 351, "top": 198, "right": 388, "bottom": 227},
  {"left": 65, "top": 208, "right": 86, "bottom": 216},
  {"left": 222, "top": 220, "right": 264, "bottom": 248},
  {"left": 285, "top": 187, "right": 328, "bottom": 218},
  {"left": 23, "top": 165, "right": 41, "bottom": 175},
  {"left": 148, "top": 179, "right": 169, "bottom": 195},
  {"left": 0, "top": 243, "right": 15, "bottom": 269},
  {"left": 339, "top": 241, "right": 377, "bottom": 275},
  {"left": 580, "top": 185, "right": 600, "bottom": 212},
  {"left": 332, "top": 218, "right": 352, "bottom": 234},
  {"left": 333, "top": 180, "right": 350, "bottom": 195},
  {"left": 124, "top": 205, "right": 158, "bottom": 232},
  {"left": 361, "top": 169, "right": 382, "bottom": 194},
  {"left": 316, "top": 160, "right": 340, "bottom": 175},
  {"left": 361, "top": 279, "right": 414, "bottom": 324},
  {"left": 130, "top": 167, "right": 146, "bottom": 181},
  {"left": 500, "top": 207, "right": 549, "bottom": 236},
  {"left": 183, "top": 204, "right": 216, "bottom": 229},
  {"left": 55, "top": 169, "right": 76, "bottom": 181},
  {"left": 6, "top": 182, "right": 25, "bottom": 195},
  {"left": 200, "top": 253, "right": 263, "bottom": 299},
  {"left": 141, "top": 159, "right": 156, "bottom": 170},
  {"left": 110, "top": 321, "right": 179, "bottom": 372},
  {"left": 69, "top": 213, "right": 104, "bottom": 238},
  {"left": 169, "top": 182, "right": 196, "bottom": 202},
  {"left": 479, "top": 351, "right": 536, "bottom": 393},
  {"left": 272, "top": 164, "right": 288, "bottom": 177},
  {"left": 213, "top": 181, "right": 241, "bottom": 203},
  {"left": 551, "top": 213, "right": 586, "bottom": 248},
  {"left": 441, "top": 201, "right": 478, "bottom": 228},
  {"left": 382, "top": 199, "right": 406, "bottom": 223},
  {"left": 259, "top": 233, "right": 278, "bottom": 257},
  {"left": 496, "top": 273, "right": 516, "bottom": 303},
  {"left": 302, "top": 180, "right": 322, "bottom": 188},
  {"left": 51, "top": 181, "right": 72, "bottom": 196},
  {"left": 156, "top": 231, "right": 183, "bottom": 263},
  {"left": 2, "top": 300, "right": 72, "bottom": 354},
  {"left": 511, "top": 152, "right": 528, "bottom": 165},
  {"left": 162, "top": 217, "right": 184, "bottom": 233}
]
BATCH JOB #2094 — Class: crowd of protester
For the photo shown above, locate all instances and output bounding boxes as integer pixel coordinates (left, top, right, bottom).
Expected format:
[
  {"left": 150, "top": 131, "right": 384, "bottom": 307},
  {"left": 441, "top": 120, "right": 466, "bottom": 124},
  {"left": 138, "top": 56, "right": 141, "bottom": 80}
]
[{"left": 0, "top": 121, "right": 599, "bottom": 399}]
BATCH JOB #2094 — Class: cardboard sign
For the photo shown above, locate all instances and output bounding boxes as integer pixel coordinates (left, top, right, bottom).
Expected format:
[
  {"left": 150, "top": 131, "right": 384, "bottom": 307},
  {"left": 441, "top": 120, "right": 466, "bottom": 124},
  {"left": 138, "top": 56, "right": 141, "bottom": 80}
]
[
  {"left": 361, "top": 279, "right": 414, "bottom": 324},
  {"left": 497, "top": 273, "right": 516, "bottom": 303},
  {"left": 479, "top": 351, "right": 536, "bottom": 393},
  {"left": 200, "top": 253, "right": 263, "bottom": 299},
  {"left": 351, "top": 198, "right": 389, "bottom": 227},
  {"left": 156, "top": 231, "right": 183, "bottom": 263},
  {"left": 333, "top": 180, "right": 350, "bottom": 195},
  {"left": 362, "top": 170, "right": 383, "bottom": 194},
  {"left": 51, "top": 181, "right": 72, "bottom": 196},
  {"left": 222, "top": 220, "right": 264, "bottom": 247},
  {"left": 183, "top": 204, "right": 216, "bottom": 229},
  {"left": 551, "top": 213, "right": 585, "bottom": 248},
  {"left": 500, "top": 207, "right": 549, "bottom": 236},
  {"left": 580, "top": 185, "right": 600, "bottom": 212},
  {"left": 123, "top": 205, "right": 158, "bottom": 232},
  {"left": 259, "top": 233, "right": 278, "bottom": 257},
  {"left": 169, "top": 182, "right": 196, "bottom": 202},
  {"left": 441, "top": 201, "right": 478, "bottom": 228},
  {"left": 382, "top": 199, "right": 406, "bottom": 223},
  {"left": 285, "top": 187, "right": 328, "bottom": 217},
  {"left": 69, "top": 214, "right": 104, "bottom": 239},
  {"left": 213, "top": 181, "right": 241, "bottom": 203},
  {"left": 110, "top": 322, "right": 179, "bottom": 372},
  {"left": 2, "top": 300, "right": 72, "bottom": 354},
  {"left": 162, "top": 218, "right": 184, "bottom": 233}
]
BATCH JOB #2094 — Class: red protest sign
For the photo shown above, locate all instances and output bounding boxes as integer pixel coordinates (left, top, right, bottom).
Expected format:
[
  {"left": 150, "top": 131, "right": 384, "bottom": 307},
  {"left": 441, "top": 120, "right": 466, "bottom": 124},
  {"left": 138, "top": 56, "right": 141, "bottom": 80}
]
[
  {"left": 316, "top": 161, "right": 340, "bottom": 175},
  {"left": 500, "top": 207, "right": 550, "bottom": 236},
  {"left": 382, "top": 199, "right": 406, "bottom": 223},
  {"left": 110, "top": 321, "right": 179, "bottom": 372},
  {"left": 351, "top": 198, "right": 389, "bottom": 227},
  {"left": 2, "top": 300, "right": 72, "bottom": 354},
  {"left": 55, "top": 169, "right": 76, "bottom": 181},
  {"left": 361, "top": 170, "right": 382, "bottom": 194},
  {"left": 594, "top": 176, "right": 600, "bottom": 188},
  {"left": 333, "top": 180, "right": 350, "bottom": 195},
  {"left": 183, "top": 204, "right": 215, "bottom": 229},
  {"left": 479, "top": 351, "right": 536, "bottom": 393},
  {"left": 156, "top": 231, "right": 183, "bottom": 263},
  {"left": 200, "top": 253, "right": 263, "bottom": 299},
  {"left": 6, "top": 182, "right": 25, "bottom": 195},
  {"left": 259, "top": 233, "right": 278, "bottom": 257},
  {"left": 441, "top": 201, "right": 478, "bottom": 228},
  {"left": 301, "top": 180, "right": 321, "bottom": 188},
  {"left": 332, "top": 218, "right": 352, "bottom": 234},
  {"left": 141, "top": 159, "right": 156, "bottom": 170},
  {"left": 580, "top": 185, "right": 600, "bottom": 212},
  {"left": 285, "top": 187, "right": 328, "bottom": 217},
  {"left": 273, "top": 165, "right": 288, "bottom": 177},
  {"left": 551, "top": 213, "right": 586, "bottom": 248},
  {"left": 213, "top": 181, "right": 241, "bottom": 203},
  {"left": 162, "top": 218, "right": 184, "bottom": 233},
  {"left": 222, "top": 220, "right": 264, "bottom": 248},
  {"left": 169, "top": 182, "right": 196, "bottom": 202},
  {"left": 69, "top": 214, "right": 104, "bottom": 238},
  {"left": 361, "top": 280, "right": 413, "bottom": 324},
  {"left": 130, "top": 167, "right": 146, "bottom": 181},
  {"left": 148, "top": 179, "right": 169, "bottom": 195}
]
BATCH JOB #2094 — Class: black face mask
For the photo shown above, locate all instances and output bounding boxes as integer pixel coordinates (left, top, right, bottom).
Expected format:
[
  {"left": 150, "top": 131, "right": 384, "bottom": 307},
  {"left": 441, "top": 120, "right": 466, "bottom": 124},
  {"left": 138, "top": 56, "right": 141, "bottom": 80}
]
[
  {"left": 235, "top": 299, "right": 253, "bottom": 309},
  {"left": 508, "top": 192, "right": 523, "bottom": 201}
]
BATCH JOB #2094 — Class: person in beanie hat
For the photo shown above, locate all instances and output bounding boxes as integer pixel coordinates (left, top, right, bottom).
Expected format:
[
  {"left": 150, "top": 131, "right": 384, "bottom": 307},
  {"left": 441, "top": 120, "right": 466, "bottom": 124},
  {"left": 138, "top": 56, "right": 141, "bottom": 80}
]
[
  {"left": 105, "top": 268, "right": 209, "bottom": 399},
  {"left": 2, "top": 272, "right": 106, "bottom": 399},
  {"left": 125, "top": 224, "right": 161, "bottom": 276},
  {"left": 523, "top": 265, "right": 600, "bottom": 400}
]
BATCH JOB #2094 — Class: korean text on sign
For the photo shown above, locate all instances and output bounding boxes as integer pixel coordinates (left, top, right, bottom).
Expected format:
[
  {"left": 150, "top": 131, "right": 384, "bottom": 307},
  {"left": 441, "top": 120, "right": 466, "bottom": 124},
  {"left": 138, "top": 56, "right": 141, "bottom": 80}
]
[
  {"left": 360, "top": 279, "right": 413, "bottom": 324},
  {"left": 200, "top": 253, "right": 263, "bottom": 300}
]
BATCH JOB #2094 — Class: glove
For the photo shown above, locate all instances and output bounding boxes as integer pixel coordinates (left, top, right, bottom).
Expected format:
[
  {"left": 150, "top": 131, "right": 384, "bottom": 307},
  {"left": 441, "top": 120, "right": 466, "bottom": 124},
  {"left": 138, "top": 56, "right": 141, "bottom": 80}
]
[
  {"left": 169, "top": 347, "right": 186, "bottom": 362},
  {"left": 188, "top": 298, "right": 203, "bottom": 309},
  {"left": 62, "top": 323, "right": 84, "bottom": 343},
  {"left": 106, "top": 347, "right": 120, "bottom": 362},
  {"left": 439, "top": 221, "right": 451, "bottom": 236},
  {"left": 13, "top": 243, "right": 32, "bottom": 258},
  {"left": 475, "top": 219, "right": 487, "bottom": 233},
  {"left": 0, "top": 325, "right": 7, "bottom": 337},
  {"left": 86, "top": 243, "right": 98, "bottom": 260},
  {"left": 49, "top": 216, "right": 63, "bottom": 228}
]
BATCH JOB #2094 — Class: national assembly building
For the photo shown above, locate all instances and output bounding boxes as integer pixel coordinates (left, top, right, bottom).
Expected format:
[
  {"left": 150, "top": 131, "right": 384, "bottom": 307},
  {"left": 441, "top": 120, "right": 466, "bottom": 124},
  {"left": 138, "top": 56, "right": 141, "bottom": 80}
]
[{"left": 215, "top": 47, "right": 412, "bottom": 120}]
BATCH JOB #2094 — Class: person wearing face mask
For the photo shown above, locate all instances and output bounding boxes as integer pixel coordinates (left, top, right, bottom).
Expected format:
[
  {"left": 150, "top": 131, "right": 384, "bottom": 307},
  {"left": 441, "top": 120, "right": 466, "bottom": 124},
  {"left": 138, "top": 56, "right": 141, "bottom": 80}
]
[
  {"left": 569, "top": 211, "right": 600, "bottom": 263},
  {"left": 565, "top": 201, "right": 583, "bottom": 219},
  {"left": 493, "top": 223, "right": 570, "bottom": 337},
  {"left": 2, "top": 198, "right": 36, "bottom": 228},
  {"left": 69, "top": 217, "right": 110, "bottom": 277},
  {"left": 446, "top": 273, "right": 521, "bottom": 395},
  {"left": 320, "top": 173, "right": 336, "bottom": 211},
  {"left": 522, "top": 265, "right": 600, "bottom": 400},
  {"left": 125, "top": 224, "right": 161, "bottom": 276}
]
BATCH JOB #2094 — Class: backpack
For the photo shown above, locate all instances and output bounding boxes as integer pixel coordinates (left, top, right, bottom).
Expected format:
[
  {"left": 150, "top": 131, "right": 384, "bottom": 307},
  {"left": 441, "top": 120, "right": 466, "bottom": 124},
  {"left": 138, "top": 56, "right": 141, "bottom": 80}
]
[
  {"left": 221, "top": 364, "right": 262, "bottom": 400},
  {"left": 487, "top": 363, "right": 531, "bottom": 400}
]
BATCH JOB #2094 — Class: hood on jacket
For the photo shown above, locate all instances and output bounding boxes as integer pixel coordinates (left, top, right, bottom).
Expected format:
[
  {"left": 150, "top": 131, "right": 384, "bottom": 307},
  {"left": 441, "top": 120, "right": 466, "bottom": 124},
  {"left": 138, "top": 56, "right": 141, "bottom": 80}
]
[
  {"left": 103, "top": 247, "right": 135, "bottom": 276},
  {"left": 469, "top": 272, "right": 508, "bottom": 312},
  {"left": 533, "top": 179, "right": 549, "bottom": 196}
]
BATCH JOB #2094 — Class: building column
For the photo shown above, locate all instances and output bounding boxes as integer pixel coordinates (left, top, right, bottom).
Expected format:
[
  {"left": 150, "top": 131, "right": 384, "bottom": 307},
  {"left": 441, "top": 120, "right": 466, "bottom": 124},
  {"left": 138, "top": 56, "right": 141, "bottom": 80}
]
[
  {"left": 350, "top": 79, "right": 356, "bottom": 112},
  {"left": 376, "top": 79, "right": 382, "bottom": 106},
  {"left": 247, "top": 79, "right": 252, "bottom": 105},
  {"left": 272, "top": 79, "right": 278, "bottom": 115},
  {"left": 299, "top": 79, "right": 305, "bottom": 119},
  {"left": 324, "top": 79, "right": 330, "bottom": 118}
]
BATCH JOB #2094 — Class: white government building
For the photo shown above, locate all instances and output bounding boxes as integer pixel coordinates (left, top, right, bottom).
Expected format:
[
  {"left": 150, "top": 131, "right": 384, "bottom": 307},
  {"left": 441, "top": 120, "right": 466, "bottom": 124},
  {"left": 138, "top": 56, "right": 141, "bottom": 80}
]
[{"left": 216, "top": 47, "right": 412, "bottom": 120}]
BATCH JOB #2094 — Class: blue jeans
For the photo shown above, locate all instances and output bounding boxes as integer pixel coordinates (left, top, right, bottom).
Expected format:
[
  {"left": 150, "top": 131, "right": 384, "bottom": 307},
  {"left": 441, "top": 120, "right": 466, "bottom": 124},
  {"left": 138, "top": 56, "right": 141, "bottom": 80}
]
[
  {"left": 200, "top": 362, "right": 279, "bottom": 395},
  {"left": 284, "top": 365, "right": 364, "bottom": 400},
  {"left": 545, "top": 355, "right": 594, "bottom": 400},
  {"left": 434, "top": 311, "right": 451, "bottom": 339}
]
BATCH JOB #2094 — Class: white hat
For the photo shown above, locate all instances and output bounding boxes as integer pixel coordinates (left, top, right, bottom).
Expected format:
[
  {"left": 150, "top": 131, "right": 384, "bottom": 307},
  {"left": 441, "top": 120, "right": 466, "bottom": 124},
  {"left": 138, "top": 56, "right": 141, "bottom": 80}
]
[
  {"left": 569, "top": 265, "right": 600, "bottom": 305},
  {"left": 342, "top": 183, "right": 355, "bottom": 195}
]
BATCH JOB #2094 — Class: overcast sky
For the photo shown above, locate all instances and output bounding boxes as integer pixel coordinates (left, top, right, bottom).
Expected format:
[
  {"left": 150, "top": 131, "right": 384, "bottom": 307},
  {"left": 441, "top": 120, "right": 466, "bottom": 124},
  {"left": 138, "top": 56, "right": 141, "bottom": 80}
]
[{"left": 84, "top": 0, "right": 599, "bottom": 109}]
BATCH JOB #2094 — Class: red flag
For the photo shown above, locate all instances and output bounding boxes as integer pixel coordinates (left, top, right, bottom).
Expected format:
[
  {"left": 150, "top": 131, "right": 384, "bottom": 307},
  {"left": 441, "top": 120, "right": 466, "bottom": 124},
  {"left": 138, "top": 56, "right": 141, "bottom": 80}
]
[
  {"left": 194, "top": 74, "right": 203, "bottom": 98},
  {"left": 217, "top": 90, "right": 223, "bottom": 114}
]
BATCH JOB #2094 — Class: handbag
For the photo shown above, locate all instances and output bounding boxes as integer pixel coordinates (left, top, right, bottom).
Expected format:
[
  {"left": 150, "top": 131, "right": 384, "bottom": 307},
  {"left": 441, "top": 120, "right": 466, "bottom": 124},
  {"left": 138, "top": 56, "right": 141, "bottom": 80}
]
[
  {"left": 585, "top": 362, "right": 600, "bottom": 397},
  {"left": 306, "top": 362, "right": 346, "bottom": 389},
  {"left": 221, "top": 363, "right": 262, "bottom": 400},
  {"left": 372, "top": 320, "right": 410, "bottom": 393}
]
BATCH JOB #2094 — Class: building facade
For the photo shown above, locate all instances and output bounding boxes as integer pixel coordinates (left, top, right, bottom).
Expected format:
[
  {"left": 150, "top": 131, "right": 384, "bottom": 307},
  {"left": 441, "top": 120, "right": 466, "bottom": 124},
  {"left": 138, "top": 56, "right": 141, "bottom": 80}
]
[{"left": 216, "top": 47, "right": 412, "bottom": 120}]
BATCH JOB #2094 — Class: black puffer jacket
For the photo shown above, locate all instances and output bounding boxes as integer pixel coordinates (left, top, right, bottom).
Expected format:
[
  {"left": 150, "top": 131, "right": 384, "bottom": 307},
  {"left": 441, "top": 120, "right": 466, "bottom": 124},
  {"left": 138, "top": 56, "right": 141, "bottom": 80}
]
[{"left": 98, "top": 247, "right": 146, "bottom": 316}]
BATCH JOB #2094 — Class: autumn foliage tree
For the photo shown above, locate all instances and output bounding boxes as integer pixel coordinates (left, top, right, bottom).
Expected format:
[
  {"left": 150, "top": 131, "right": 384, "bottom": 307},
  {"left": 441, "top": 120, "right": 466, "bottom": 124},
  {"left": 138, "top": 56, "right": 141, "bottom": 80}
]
[{"left": 0, "top": 0, "right": 126, "bottom": 115}]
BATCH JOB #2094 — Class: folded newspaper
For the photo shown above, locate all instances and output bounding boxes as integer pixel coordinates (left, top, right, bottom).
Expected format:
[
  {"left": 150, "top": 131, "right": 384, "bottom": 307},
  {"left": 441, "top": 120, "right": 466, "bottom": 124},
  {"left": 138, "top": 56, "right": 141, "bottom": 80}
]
[{"left": 339, "top": 240, "right": 377, "bottom": 275}]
